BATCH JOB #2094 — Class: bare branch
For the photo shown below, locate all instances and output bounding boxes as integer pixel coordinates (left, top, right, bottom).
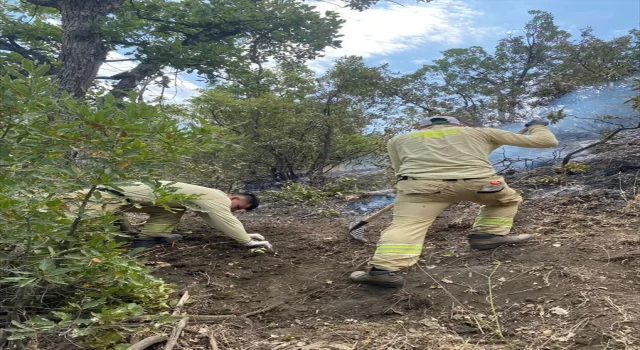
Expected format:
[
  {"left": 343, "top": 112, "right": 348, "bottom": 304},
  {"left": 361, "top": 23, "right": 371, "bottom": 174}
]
[
  {"left": 104, "top": 58, "right": 138, "bottom": 63},
  {"left": 562, "top": 123, "right": 640, "bottom": 166}
]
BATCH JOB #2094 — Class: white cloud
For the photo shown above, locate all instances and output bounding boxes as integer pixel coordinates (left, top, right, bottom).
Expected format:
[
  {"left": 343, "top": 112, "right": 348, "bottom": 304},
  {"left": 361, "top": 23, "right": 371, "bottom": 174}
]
[
  {"left": 308, "top": 0, "right": 497, "bottom": 72},
  {"left": 43, "top": 18, "right": 61, "bottom": 26},
  {"left": 98, "top": 52, "right": 138, "bottom": 75},
  {"left": 412, "top": 59, "right": 429, "bottom": 65}
]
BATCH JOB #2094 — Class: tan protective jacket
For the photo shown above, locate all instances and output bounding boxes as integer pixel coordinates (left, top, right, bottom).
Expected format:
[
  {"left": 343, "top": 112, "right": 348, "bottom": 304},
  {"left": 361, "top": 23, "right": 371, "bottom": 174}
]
[
  {"left": 388, "top": 125, "right": 559, "bottom": 179},
  {"left": 113, "top": 181, "right": 252, "bottom": 244}
]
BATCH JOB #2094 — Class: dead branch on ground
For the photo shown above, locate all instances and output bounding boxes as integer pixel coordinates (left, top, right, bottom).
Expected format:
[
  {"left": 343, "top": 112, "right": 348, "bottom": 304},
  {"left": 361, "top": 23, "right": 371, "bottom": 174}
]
[{"left": 127, "top": 335, "right": 167, "bottom": 350}]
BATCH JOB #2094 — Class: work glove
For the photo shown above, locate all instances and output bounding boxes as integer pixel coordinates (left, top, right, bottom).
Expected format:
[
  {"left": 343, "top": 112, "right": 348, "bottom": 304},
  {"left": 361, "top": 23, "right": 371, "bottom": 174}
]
[
  {"left": 524, "top": 118, "right": 550, "bottom": 127},
  {"left": 244, "top": 233, "right": 274, "bottom": 253}
]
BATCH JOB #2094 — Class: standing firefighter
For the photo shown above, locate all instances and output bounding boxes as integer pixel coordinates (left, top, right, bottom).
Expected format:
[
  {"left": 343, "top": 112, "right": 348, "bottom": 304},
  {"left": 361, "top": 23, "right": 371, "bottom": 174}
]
[
  {"left": 350, "top": 116, "right": 559, "bottom": 288},
  {"left": 63, "top": 181, "right": 273, "bottom": 251}
]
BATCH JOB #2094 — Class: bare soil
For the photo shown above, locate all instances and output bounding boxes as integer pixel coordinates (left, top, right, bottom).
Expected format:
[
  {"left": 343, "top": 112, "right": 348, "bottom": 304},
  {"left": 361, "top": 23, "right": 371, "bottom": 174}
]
[{"left": 132, "top": 138, "right": 640, "bottom": 350}]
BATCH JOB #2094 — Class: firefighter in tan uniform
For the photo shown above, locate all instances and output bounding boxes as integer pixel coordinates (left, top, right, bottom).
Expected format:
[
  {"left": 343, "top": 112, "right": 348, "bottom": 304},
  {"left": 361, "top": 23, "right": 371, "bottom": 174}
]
[
  {"left": 63, "top": 181, "right": 273, "bottom": 251},
  {"left": 350, "top": 116, "right": 558, "bottom": 288}
]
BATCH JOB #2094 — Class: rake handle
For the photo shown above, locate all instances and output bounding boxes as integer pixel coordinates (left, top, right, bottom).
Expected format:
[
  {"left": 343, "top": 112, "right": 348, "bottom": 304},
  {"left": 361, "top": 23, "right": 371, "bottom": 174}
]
[{"left": 349, "top": 203, "right": 394, "bottom": 232}]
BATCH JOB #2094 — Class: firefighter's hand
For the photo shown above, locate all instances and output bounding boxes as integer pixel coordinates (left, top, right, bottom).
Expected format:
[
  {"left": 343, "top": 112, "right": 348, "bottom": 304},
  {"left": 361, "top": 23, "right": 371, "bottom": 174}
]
[
  {"left": 524, "top": 118, "right": 550, "bottom": 127},
  {"left": 245, "top": 237, "right": 274, "bottom": 253},
  {"left": 247, "top": 233, "right": 265, "bottom": 241}
]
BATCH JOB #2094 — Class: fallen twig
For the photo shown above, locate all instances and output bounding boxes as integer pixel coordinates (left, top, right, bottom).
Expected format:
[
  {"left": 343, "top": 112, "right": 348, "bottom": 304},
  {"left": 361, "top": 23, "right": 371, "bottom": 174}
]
[
  {"left": 208, "top": 328, "right": 220, "bottom": 350},
  {"left": 127, "top": 335, "right": 167, "bottom": 350},
  {"left": 163, "top": 317, "right": 188, "bottom": 350},
  {"left": 596, "top": 250, "right": 640, "bottom": 262},
  {"left": 128, "top": 302, "right": 285, "bottom": 324},
  {"left": 128, "top": 314, "right": 235, "bottom": 323},
  {"left": 241, "top": 301, "right": 285, "bottom": 318},
  {"left": 172, "top": 291, "right": 190, "bottom": 316}
]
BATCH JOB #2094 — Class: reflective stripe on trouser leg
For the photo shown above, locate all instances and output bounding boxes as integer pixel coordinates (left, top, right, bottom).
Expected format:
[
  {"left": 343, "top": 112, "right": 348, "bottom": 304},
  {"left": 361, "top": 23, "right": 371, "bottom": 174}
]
[
  {"left": 139, "top": 207, "right": 186, "bottom": 238},
  {"left": 470, "top": 200, "right": 519, "bottom": 236},
  {"left": 471, "top": 216, "right": 513, "bottom": 235},
  {"left": 369, "top": 197, "right": 449, "bottom": 271}
]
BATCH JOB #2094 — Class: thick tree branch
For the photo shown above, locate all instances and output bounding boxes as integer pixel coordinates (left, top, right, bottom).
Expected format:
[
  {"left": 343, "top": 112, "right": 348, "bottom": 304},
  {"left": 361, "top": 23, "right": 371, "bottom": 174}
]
[
  {"left": 108, "top": 59, "right": 162, "bottom": 98},
  {"left": 24, "top": 0, "right": 61, "bottom": 9},
  {"left": 0, "top": 36, "right": 56, "bottom": 73},
  {"left": 107, "top": 40, "right": 147, "bottom": 47}
]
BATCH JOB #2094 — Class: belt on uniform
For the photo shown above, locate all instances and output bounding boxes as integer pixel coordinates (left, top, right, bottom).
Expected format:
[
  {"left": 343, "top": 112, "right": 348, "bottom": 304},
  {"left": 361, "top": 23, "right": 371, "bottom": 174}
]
[{"left": 399, "top": 176, "right": 494, "bottom": 181}]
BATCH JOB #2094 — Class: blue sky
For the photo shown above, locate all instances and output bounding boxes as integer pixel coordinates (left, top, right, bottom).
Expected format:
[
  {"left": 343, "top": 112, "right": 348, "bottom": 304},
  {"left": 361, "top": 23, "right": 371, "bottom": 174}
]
[
  {"left": 99, "top": 0, "right": 640, "bottom": 103},
  {"left": 321, "top": 0, "right": 640, "bottom": 74}
]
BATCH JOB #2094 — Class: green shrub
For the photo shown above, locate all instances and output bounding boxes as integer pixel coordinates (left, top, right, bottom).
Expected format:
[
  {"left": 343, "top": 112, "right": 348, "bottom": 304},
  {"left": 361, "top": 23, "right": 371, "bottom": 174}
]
[
  {"left": 266, "top": 182, "right": 327, "bottom": 204},
  {"left": 0, "top": 61, "right": 218, "bottom": 349},
  {"left": 266, "top": 176, "right": 361, "bottom": 205},
  {"left": 324, "top": 176, "right": 359, "bottom": 196}
]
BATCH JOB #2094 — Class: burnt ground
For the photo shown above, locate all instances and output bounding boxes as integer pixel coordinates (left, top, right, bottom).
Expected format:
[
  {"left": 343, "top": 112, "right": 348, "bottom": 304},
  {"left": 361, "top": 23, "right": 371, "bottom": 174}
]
[{"left": 132, "top": 137, "right": 639, "bottom": 350}]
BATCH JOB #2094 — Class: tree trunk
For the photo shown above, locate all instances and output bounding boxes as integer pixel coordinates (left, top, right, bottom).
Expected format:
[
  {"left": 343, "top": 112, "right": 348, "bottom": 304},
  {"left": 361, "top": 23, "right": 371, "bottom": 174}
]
[
  {"left": 57, "top": 0, "right": 125, "bottom": 97},
  {"left": 308, "top": 125, "right": 333, "bottom": 184},
  {"left": 110, "top": 60, "right": 162, "bottom": 99}
]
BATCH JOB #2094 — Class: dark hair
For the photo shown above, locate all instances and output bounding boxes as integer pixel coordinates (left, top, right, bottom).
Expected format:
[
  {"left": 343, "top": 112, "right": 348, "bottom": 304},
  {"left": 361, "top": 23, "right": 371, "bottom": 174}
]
[
  {"left": 429, "top": 117, "right": 451, "bottom": 125},
  {"left": 238, "top": 193, "right": 259, "bottom": 211}
]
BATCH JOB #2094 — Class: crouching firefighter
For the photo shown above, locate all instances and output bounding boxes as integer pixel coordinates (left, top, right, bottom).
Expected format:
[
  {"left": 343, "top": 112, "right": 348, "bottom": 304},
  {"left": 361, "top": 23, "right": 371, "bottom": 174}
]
[
  {"left": 62, "top": 181, "right": 273, "bottom": 252},
  {"left": 350, "top": 116, "right": 559, "bottom": 288}
]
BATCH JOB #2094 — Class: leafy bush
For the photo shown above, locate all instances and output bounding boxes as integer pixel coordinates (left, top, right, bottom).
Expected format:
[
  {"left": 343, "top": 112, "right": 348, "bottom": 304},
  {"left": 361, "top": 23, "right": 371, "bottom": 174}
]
[
  {"left": 324, "top": 177, "right": 359, "bottom": 196},
  {"left": 266, "top": 182, "right": 327, "bottom": 204},
  {"left": 267, "top": 177, "right": 361, "bottom": 205},
  {"left": 0, "top": 61, "right": 217, "bottom": 348}
]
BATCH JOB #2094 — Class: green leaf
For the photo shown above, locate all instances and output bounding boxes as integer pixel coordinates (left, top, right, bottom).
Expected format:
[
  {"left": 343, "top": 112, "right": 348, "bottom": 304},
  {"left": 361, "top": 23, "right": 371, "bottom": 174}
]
[
  {"left": 82, "top": 298, "right": 106, "bottom": 310},
  {"left": 6, "top": 334, "right": 28, "bottom": 341},
  {"left": 0, "top": 144, "right": 9, "bottom": 159},
  {"left": 19, "top": 277, "right": 39, "bottom": 287},
  {"left": 10, "top": 320, "right": 33, "bottom": 329},
  {"left": 34, "top": 64, "right": 50, "bottom": 77},
  {"left": 21, "top": 59, "right": 34, "bottom": 74},
  {"left": 38, "top": 258, "right": 55, "bottom": 272}
]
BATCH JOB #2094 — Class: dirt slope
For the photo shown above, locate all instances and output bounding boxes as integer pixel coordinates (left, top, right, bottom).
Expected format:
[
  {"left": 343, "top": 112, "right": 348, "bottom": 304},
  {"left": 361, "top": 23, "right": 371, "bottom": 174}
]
[{"left": 135, "top": 139, "right": 639, "bottom": 350}]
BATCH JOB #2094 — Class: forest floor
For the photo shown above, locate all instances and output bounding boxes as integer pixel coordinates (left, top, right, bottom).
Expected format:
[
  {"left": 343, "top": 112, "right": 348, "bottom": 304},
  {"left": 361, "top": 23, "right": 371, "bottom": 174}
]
[{"left": 134, "top": 136, "right": 640, "bottom": 350}]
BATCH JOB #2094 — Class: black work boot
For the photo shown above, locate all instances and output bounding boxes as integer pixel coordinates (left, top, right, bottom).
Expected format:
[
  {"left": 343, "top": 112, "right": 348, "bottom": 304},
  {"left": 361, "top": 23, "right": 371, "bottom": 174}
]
[
  {"left": 349, "top": 267, "right": 406, "bottom": 288},
  {"left": 131, "top": 234, "right": 183, "bottom": 249},
  {"left": 468, "top": 233, "right": 534, "bottom": 250}
]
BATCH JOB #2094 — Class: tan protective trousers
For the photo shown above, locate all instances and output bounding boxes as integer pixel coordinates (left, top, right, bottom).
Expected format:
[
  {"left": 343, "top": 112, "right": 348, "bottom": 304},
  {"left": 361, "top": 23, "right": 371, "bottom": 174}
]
[
  {"left": 63, "top": 188, "right": 187, "bottom": 238},
  {"left": 369, "top": 176, "right": 522, "bottom": 271},
  {"left": 120, "top": 204, "right": 187, "bottom": 238}
]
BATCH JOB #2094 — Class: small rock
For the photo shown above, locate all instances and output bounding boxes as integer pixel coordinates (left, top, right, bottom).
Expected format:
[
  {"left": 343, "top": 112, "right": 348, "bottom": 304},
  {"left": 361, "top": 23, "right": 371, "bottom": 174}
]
[{"left": 550, "top": 306, "right": 569, "bottom": 316}]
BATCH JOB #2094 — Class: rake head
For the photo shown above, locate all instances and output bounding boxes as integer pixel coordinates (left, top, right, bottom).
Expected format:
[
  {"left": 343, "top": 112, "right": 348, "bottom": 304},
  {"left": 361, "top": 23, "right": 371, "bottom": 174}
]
[{"left": 348, "top": 219, "right": 368, "bottom": 243}]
